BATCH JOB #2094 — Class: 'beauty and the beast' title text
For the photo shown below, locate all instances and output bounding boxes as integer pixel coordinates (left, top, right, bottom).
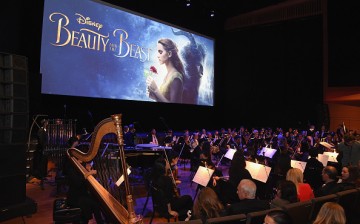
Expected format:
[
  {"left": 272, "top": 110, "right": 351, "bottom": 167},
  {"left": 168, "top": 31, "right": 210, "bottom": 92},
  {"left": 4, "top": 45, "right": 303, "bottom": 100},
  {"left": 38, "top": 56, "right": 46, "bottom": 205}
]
[{"left": 48, "top": 12, "right": 151, "bottom": 62}]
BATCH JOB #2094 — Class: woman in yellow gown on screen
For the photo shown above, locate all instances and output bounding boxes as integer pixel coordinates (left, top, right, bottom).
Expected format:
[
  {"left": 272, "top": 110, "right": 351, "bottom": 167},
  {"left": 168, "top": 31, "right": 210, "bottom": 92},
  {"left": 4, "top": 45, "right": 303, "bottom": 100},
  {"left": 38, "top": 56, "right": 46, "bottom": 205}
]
[{"left": 146, "top": 38, "right": 185, "bottom": 104}]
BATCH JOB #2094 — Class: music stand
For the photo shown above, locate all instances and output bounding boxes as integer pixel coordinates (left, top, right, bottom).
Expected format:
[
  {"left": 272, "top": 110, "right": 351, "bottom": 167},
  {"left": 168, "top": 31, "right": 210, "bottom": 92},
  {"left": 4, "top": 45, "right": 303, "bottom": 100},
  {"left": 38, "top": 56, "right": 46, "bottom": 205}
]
[
  {"left": 319, "top": 142, "right": 335, "bottom": 150},
  {"left": 192, "top": 166, "right": 214, "bottom": 187},
  {"left": 245, "top": 161, "right": 271, "bottom": 183},
  {"left": 323, "top": 152, "right": 338, "bottom": 163},
  {"left": 224, "top": 148, "right": 237, "bottom": 160},
  {"left": 115, "top": 167, "right": 131, "bottom": 186},
  {"left": 257, "top": 147, "right": 277, "bottom": 158},
  {"left": 290, "top": 160, "right": 307, "bottom": 173},
  {"left": 317, "top": 154, "right": 329, "bottom": 167}
]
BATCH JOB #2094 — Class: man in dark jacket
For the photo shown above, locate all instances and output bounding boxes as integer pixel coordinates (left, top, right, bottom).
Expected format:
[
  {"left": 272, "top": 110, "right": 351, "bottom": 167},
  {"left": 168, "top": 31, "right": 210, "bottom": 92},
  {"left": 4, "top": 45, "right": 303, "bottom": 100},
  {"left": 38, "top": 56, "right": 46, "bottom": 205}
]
[
  {"left": 227, "top": 179, "right": 270, "bottom": 215},
  {"left": 314, "top": 165, "right": 342, "bottom": 197}
]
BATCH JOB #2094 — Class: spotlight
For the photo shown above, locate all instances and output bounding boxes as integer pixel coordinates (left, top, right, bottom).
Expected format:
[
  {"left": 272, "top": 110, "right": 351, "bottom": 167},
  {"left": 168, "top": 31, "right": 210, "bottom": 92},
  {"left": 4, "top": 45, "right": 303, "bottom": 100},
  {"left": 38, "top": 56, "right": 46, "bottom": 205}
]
[
  {"left": 210, "top": 10, "right": 215, "bottom": 17},
  {"left": 186, "top": 0, "right": 191, "bottom": 7}
]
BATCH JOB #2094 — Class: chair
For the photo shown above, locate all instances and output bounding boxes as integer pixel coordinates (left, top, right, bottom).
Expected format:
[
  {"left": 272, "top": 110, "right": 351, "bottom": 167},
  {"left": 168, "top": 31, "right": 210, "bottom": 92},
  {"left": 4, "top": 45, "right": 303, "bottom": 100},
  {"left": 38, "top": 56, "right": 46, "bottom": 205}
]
[
  {"left": 309, "top": 194, "right": 338, "bottom": 221},
  {"left": 281, "top": 200, "right": 313, "bottom": 224},
  {"left": 246, "top": 208, "right": 281, "bottom": 224},
  {"left": 53, "top": 198, "right": 82, "bottom": 224},
  {"left": 336, "top": 189, "right": 359, "bottom": 224},
  {"left": 207, "top": 213, "right": 247, "bottom": 224},
  {"left": 149, "top": 185, "right": 177, "bottom": 224}
]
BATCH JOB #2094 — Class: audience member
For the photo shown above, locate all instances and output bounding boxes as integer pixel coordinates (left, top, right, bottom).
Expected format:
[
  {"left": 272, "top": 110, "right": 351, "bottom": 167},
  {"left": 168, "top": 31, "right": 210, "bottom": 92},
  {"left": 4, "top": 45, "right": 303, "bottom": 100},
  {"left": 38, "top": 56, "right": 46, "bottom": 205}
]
[
  {"left": 314, "top": 166, "right": 342, "bottom": 197},
  {"left": 270, "top": 180, "right": 299, "bottom": 208},
  {"left": 264, "top": 209, "right": 293, "bottom": 224},
  {"left": 337, "top": 165, "right": 360, "bottom": 190},
  {"left": 303, "top": 148, "right": 324, "bottom": 190},
  {"left": 286, "top": 168, "right": 314, "bottom": 201},
  {"left": 313, "top": 202, "right": 346, "bottom": 224},
  {"left": 227, "top": 179, "right": 270, "bottom": 215},
  {"left": 189, "top": 187, "right": 227, "bottom": 223}
]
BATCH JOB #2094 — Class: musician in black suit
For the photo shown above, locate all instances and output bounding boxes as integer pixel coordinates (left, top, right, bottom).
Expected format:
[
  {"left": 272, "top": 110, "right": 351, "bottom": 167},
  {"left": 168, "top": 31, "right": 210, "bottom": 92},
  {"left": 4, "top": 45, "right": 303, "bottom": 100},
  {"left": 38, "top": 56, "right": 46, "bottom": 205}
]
[
  {"left": 33, "top": 119, "right": 49, "bottom": 189},
  {"left": 146, "top": 128, "right": 160, "bottom": 145},
  {"left": 123, "top": 124, "right": 136, "bottom": 148},
  {"left": 227, "top": 179, "right": 270, "bottom": 215}
]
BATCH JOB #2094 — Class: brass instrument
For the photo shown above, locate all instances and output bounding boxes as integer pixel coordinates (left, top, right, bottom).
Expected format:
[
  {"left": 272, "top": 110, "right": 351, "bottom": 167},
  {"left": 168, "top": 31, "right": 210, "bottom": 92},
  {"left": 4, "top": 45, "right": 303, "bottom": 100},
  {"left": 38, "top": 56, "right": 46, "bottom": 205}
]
[{"left": 67, "top": 114, "right": 142, "bottom": 224}]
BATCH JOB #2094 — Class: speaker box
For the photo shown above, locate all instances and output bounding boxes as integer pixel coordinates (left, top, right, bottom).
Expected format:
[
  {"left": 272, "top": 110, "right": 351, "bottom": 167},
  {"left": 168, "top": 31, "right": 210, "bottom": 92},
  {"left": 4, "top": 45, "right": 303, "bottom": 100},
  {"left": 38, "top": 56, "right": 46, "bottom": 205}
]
[{"left": 0, "top": 174, "right": 26, "bottom": 207}]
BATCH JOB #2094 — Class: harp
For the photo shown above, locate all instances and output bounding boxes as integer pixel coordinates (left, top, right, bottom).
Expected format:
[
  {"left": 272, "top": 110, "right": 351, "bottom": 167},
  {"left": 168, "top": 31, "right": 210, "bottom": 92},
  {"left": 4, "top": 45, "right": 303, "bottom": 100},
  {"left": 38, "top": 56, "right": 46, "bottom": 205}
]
[{"left": 66, "top": 114, "right": 142, "bottom": 224}]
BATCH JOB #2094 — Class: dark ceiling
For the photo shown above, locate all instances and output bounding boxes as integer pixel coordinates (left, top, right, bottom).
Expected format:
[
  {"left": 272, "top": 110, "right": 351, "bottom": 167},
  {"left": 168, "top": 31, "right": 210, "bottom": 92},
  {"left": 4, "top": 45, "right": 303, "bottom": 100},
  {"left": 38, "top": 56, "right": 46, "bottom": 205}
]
[{"left": 103, "top": 0, "right": 287, "bottom": 37}]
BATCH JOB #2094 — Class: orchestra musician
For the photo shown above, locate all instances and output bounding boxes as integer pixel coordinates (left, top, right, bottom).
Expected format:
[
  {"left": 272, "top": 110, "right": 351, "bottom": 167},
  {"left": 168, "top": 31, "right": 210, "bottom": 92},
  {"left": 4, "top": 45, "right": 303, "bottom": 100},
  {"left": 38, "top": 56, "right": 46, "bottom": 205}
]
[
  {"left": 174, "top": 132, "right": 192, "bottom": 165},
  {"left": 152, "top": 154, "right": 193, "bottom": 221},
  {"left": 246, "top": 129, "right": 265, "bottom": 161},
  {"left": 164, "top": 129, "right": 176, "bottom": 147},
  {"left": 195, "top": 151, "right": 228, "bottom": 205}
]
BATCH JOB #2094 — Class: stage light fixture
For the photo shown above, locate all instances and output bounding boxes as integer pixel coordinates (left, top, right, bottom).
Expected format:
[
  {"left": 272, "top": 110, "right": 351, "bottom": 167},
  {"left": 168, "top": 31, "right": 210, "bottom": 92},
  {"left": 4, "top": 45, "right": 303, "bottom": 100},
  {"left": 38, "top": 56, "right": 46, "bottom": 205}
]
[
  {"left": 186, "top": 0, "right": 191, "bottom": 7},
  {"left": 210, "top": 10, "right": 215, "bottom": 17}
]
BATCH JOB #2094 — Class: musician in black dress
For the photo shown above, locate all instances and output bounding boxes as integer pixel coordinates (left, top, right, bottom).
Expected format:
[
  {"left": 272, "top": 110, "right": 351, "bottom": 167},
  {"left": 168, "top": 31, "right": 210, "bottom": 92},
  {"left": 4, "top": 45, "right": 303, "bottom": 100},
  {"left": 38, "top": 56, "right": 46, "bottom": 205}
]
[
  {"left": 64, "top": 137, "right": 105, "bottom": 224},
  {"left": 152, "top": 158, "right": 193, "bottom": 221}
]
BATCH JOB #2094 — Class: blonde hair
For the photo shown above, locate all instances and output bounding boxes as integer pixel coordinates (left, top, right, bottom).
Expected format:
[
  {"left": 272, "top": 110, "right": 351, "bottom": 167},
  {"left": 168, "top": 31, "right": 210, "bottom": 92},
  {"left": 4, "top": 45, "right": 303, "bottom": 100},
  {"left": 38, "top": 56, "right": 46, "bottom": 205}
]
[
  {"left": 286, "top": 168, "right": 303, "bottom": 193},
  {"left": 313, "top": 202, "right": 346, "bottom": 224}
]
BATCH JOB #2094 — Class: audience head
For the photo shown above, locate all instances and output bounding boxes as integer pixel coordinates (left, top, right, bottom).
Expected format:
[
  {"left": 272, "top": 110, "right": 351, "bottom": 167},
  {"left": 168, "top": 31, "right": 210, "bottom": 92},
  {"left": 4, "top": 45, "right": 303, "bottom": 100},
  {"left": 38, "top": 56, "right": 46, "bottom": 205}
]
[
  {"left": 341, "top": 165, "right": 360, "bottom": 185},
  {"left": 276, "top": 180, "right": 299, "bottom": 203},
  {"left": 309, "top": 147, "right": 318, "bottom": 158},
  {"left": 193, "top": 187, "right": 224, "bottom": 219},
  {"left": 264, "top": 210, "right": 293, "bottom": 224},
  {"left": 286, "top": 168, "right": 303, "bottom": 193},
  {"left": 237, "top": 179, "right": 256, "bottom": 200},
  {"left": 313, "top": 202, "right": 346, "bottom": 224},
  {"left": 322, "top": 166, "right": 338, "bottom": 183}
]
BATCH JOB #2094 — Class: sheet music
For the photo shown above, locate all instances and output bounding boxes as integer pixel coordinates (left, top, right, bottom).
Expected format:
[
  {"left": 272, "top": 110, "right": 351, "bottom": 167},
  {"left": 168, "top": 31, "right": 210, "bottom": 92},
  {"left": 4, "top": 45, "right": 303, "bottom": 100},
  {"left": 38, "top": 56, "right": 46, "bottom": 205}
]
[
  {"left": 224, "top": 148, "right": 237, "bottom": 160},
  {"left": 317, "top": 154, "right": 329, "bottom": 167},
  {"left": 245, "top": 161, "right": 271, "bottom": 183},
  {"left": 192, "top": 166, "right": 215, "bottom": 187},
  {"left": 323, "top": 152, "right": 338, "bottom": 163},
  {"left": 115, "top": 167, "right": 131, "bottom": 186},
  {"left": 291, "top": 160, "right": 307, "bottom": 173},
  {"left": 319, "top": 142, "right": 335, "bottom": 149},
  {"left": 257, "top": 147, "right": 277, "bottom": 158}
]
